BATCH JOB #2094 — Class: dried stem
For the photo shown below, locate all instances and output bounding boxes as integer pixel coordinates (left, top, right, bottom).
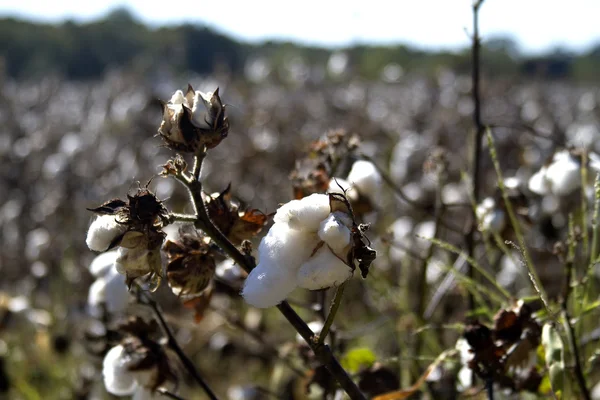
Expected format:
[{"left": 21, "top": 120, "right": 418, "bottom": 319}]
[
  {"left": 142, "top": 292, "right": 219, "bottom": 400},
  {"left": 465, "top": 0, "right": 485, "bottom": 312},
  {"left": 174, "top": 151, "right": 367, "bottom": 400},
  {"left": 561, "top": 230, "right": 591, "bottom": 400},
  {"left": 318, "top": 281, "right": 348, "bottom": 346}
]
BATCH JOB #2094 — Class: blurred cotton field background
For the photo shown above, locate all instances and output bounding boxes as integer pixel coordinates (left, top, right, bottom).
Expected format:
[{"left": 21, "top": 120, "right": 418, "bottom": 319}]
[{"left": 3, "top": 5, "right": 600, "bottom": 400}]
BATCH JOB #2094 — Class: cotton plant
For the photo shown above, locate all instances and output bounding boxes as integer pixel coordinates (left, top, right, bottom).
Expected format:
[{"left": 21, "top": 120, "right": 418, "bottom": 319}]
[
  {"left": 242, "top": 193, "right": 375, "bottom": 308},
  {"left": 83, "top": 85, "right": 377, "bottom": 399}
]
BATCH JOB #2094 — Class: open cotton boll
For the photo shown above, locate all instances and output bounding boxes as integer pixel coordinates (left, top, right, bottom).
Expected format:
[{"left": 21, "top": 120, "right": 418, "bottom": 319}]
[
  {"left": 88, "top": 270, "right": 129, "bottom": 316},
  {"left": 103, "top": 345, "right": 138, "bottom": 396},
  {"left": 545, "top": 153, "right": 581, "bottom": 196},
  {"left": 528, "top": 167, "right": 550, "bottom": 195},
  {"left": 297, "top": 246, "right": 352, "bottom": 290},
  {"left": 347, "top": 160, "right": 381, "bottom": 200},
  {"left": 86, "top": 215, "right": 127, "bottom": 252},
  {"left": 327, "top": 178, "right": 359, "bottom": 202},
  {"left": 242, "top": 261, "right": 299, "bottom": 308},
  {"left": 273, "top": 193, "right": 331, "bottom": 232},
  {"left": 318, "top": 212, "right": 352, "bottom": 254},
  {"left": 258, "top": 222, "right": 319, "bottom": 270},
  {"left": 89, "top": 250, "right": 119, "bottom": 277}
]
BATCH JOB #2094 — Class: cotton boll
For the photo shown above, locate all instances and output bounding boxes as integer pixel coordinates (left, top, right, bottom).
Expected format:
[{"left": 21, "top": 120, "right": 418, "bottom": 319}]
[
  {"left": 258, "top": 222, "right": 319, "bottom": 270},
  {"left": 327, "top": 178, "right": 359, "bottom": 202},
  {"left": 297, "top": 246, "right": 352, "bottom": 290},
  {"left": 86, "top": 215, "right": 127, "bottom": 252},
  {"left": 273, "top": 194, "right": 331, "bottom": 232},
  {"left": 88, "top": 270, "right": 129, "bottom": 316},
  {"left": 242, "top": 262, "right": 299, "bottom": 308},
  {"left": 89, "top": 250, "right": 119, "bottom": 277},
  {"left": 545, "top": 152, "right": 581, "bottom": 196},
  {"left": 528, "top": 167, "right": 550, "bottom": 195},
  {"left": 103, "top": 345, "right": 138, "bottom": 395},
  {"left": 476, "top": 197, "right": 505, "bottom": 234},
  {"left": 318, "top": 213, "right": 352, "bottom": 254},
  {"left": 347, "top": 160, "right": 381, "bottom": 200}
]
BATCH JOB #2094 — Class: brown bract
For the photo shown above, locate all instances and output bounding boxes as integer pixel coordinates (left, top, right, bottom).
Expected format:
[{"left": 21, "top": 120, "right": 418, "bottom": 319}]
[
  {"left": 164, "top": 233, "right": 215, "bottom": 297},
  {"left": 204, "top": 185, "right": 269, "bottom": 244},
  {"left": 463, "top": 301, "right": 542, "bottom": 393},
  {"left": 157, "top": 85, "right": 229, "bottom": 153}
]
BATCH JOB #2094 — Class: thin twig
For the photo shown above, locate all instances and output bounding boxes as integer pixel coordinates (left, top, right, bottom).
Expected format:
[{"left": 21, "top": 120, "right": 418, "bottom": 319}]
[
  {"left": 178, "top": 151, "right": 367, "bottom": 400},
  {"left": 142, "top": 292, "right": 219, "bottom": 400},
  {"left": 465, "top": 0, "right": 485, "bottom": 312},
  {"left": 318, "top": 282, "right": 348, "bottom": 346}
]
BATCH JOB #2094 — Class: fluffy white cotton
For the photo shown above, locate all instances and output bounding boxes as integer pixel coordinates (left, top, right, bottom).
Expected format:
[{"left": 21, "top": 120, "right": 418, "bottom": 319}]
[
  {"left": 318, "top": 212, "right": 352, "bottom": 254},
  {"left": 86, "top": 215, "right": 127, "bottom": 252},
  {"left": 103, "top": 345, "right": 160, "bottom": 398},
  {"left": 258, "top": 223, "right": 320, "bottom": 270},
  {"left": 297, "top": 246, "right": 352, "bottom": 290},
  {"left": 327, "top": 178, "right": 359, "bottom": 202},
  {"left": 528, "top": 150, "right": 582, "bottom": 196},
  {"left": 347, "top": 160, "right": 382, "bottom": 200},
  {"left": 273, "top": 194, "right": 331, "bottom": 232},
  {"left": 476, "top": 197, "right": 506, "bottom": 234},
  {"left": 103, "top": 345, "right": 138, "bottom": 395},
  {"left": 89, "top": 249, "right": 120, "bottom": 277},
  {"left": 242, "top": 262, "right": 299, "bottom": 308},
  {"left": 88, "top": 270, "right": 129, "bottom": 316}
]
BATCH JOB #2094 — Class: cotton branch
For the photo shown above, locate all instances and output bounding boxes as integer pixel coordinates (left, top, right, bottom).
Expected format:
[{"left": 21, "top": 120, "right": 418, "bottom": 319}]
[{"left": 174, "top": 150, "right": 367, "bottom": 400}]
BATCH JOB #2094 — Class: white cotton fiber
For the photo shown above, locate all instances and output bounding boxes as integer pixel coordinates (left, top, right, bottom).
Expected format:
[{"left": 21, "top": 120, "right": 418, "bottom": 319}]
[
  {"left": 88, "top": 270, "right": 129, "bottom": 316},
  {"left": 327, "top": 178, "right": 359, "bottom": 202},
  {"left": 86, "top": 215, "right": 127, "bottom": 252},
  {"left": 242, "top": 262, "right": 299, "bottom": 308},
  {"left": 347, "top": 160, "right": 381, "bottom": 199},
  {"left": 258, "top": 222, "right": 319, "bottom": 270},
  {"left": 318, "top": 213, "right": 352, "bottom": 254},
  {"left": 274, "top": 194, "right": 331, "bottom": 232},
  {"left": 89, "top": 250, "right": 119, "bottom": 277},
  {"left": 297, "top": 246, "right": 352, "bottom": 290},
  {"left": 102, "top": 345, "right": 138, "bottom": 396}
]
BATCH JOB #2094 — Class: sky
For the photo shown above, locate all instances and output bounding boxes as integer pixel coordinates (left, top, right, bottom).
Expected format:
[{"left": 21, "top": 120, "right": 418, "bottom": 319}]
[{"left": 1, "top": 0, "right": 599, "bottom": 54}]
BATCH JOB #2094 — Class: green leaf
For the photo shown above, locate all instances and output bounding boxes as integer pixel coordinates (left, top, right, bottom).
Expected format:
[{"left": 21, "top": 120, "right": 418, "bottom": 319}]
[{"left": 341, "top": 347, "right": 377, "bottom": 373}]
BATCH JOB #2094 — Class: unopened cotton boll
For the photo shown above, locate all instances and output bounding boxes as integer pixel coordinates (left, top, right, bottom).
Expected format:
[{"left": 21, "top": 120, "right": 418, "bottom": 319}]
[
  {"left": 347, "top": 160, "right": 382, "bottom": 200},
  {"left": 318, "top": 212, "right": 352, "bottom": 254},
  {"left": 297, "top": 246, "right": 352, "bottom": 290},
  {"left": 273, "top": 193, "right": 331, "bottom": 232},
  {"left": 86, "top": 215, "right": 127, "bottom": 252}
]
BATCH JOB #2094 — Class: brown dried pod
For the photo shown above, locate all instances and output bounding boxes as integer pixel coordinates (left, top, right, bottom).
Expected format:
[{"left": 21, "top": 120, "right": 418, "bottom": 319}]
[
  {"left": 157, "top": 85, "right": 229, "bottom": 153},
  {"left": 164, "top": 233, "right": 215, "bottom": 297}
]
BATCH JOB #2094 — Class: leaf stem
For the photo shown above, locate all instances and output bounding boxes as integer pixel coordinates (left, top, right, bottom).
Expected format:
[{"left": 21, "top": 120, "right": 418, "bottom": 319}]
[{"left": 318, "top": 282, "right": 347, "bottom": 346}]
